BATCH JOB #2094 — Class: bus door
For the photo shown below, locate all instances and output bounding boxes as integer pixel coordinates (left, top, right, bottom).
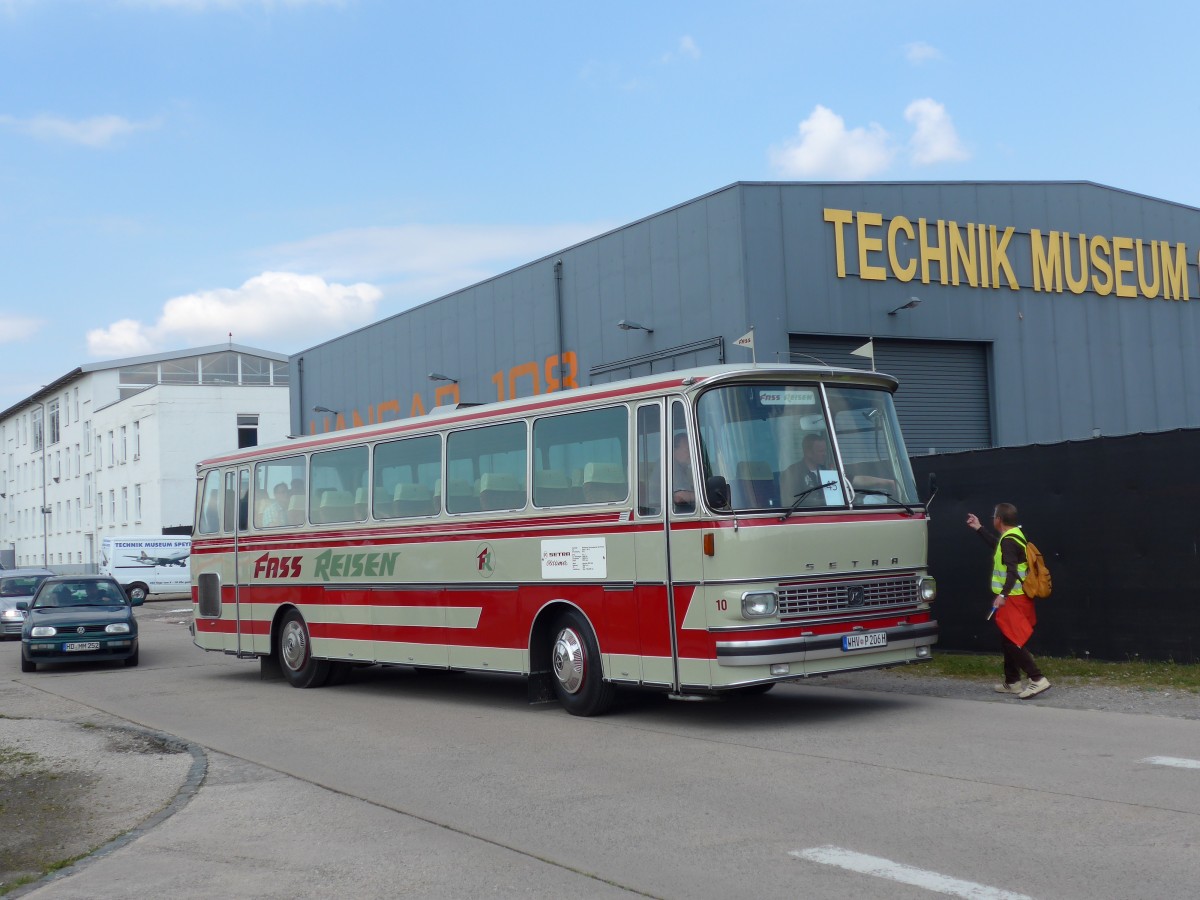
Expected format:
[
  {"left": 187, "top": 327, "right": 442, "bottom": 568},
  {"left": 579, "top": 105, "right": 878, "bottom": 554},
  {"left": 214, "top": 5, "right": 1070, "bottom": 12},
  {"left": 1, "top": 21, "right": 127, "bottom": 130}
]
[
  {"left": 633, "top": 400, "right": 671, "bottom": 688},
  {"left": 666, "top": 399, "right": 702, "bottom": 692},
  {"left": 229, "top": 466, "right": 253, "bottom": 658}
]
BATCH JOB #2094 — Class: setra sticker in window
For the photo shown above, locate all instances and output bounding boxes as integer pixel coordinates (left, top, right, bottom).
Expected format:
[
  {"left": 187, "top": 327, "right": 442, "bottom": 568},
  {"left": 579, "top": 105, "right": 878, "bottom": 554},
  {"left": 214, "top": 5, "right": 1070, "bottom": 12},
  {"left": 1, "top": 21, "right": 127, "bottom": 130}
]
[{"left": 759, "top": 389, "right": 816, "bottom": 406}]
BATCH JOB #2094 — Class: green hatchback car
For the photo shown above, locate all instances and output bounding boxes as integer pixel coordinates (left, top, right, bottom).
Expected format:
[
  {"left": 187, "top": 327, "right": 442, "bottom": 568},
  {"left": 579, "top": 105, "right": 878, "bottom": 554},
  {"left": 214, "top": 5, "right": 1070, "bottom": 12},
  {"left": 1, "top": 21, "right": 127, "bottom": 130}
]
[{"left": 19, "top": 575, "right": 141, "bottom": 672}]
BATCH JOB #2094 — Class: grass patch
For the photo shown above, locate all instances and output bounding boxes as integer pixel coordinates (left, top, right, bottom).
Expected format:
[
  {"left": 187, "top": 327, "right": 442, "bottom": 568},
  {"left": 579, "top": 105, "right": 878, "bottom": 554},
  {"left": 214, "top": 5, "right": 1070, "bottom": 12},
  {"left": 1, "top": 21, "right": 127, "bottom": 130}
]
[{"left": 923, "top": 653, "right": 1200, "bottom": 692}]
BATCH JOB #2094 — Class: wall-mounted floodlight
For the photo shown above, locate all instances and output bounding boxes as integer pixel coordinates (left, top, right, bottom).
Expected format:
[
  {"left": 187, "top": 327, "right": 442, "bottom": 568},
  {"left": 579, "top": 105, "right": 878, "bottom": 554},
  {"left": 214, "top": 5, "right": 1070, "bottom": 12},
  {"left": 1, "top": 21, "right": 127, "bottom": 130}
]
[
  {"left": 887, "top": 297, "right": 922, "bottom": 316},
  {"left": 312, "top": 405, "right": 340, "bottom": 415},
  {"left": 427, "top": 372, "right": 458, "bottom": 384},
  {"left": 617, "top": 319, "right": 653, "bottom": 333}
]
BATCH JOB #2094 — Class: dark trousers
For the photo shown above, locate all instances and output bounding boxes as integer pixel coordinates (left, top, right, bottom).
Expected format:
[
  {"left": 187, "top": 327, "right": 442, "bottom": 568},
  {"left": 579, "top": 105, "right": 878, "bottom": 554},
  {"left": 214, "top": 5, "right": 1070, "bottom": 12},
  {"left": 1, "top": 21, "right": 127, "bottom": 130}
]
[{"left": 1001, "top": 634, "right": 1043, "bottom": 683}]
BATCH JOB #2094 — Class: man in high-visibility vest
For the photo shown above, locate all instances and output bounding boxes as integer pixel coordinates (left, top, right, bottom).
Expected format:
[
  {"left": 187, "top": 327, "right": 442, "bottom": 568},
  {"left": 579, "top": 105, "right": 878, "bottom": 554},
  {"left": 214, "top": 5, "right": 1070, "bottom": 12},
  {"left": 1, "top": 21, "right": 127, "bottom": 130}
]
[{"left": 966, "top": 502, "right": 1052, "bottom": 699}]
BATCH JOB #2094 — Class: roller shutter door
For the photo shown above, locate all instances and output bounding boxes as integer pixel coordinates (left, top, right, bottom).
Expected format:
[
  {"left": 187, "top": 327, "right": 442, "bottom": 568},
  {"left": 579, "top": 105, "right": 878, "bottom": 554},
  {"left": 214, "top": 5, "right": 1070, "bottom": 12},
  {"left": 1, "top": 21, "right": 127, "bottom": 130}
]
[{"left": 789, "top": 336, "right": 991, "bottom": 454}]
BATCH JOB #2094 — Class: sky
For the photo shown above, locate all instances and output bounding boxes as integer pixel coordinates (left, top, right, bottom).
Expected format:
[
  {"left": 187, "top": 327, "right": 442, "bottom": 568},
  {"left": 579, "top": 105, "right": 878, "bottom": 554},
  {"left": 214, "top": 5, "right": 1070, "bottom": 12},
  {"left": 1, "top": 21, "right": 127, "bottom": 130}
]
[{"left": 2, "top": 0, "right": 1199, "bottom": 410}]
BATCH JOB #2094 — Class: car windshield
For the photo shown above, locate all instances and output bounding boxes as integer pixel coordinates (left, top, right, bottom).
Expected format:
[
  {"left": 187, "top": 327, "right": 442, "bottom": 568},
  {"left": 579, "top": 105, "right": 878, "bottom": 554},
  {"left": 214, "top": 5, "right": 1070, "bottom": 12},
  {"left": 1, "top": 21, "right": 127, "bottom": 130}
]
[
  {"left": 33, "top": 582, "right": 128, "bottom": 608},
  {"left": 1, "top": 576, "right": 48, "bottom": 597},
  {"left": 695, "top": 381, "right": 918, "bottom": 512}
]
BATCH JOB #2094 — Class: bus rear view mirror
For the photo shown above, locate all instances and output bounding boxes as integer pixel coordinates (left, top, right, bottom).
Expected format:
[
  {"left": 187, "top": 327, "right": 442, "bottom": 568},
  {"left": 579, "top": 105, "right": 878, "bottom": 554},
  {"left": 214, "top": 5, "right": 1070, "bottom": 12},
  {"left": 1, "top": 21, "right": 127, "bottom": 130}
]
[{"left": 706, "top": 475, "right": 730, "bottom": 510}]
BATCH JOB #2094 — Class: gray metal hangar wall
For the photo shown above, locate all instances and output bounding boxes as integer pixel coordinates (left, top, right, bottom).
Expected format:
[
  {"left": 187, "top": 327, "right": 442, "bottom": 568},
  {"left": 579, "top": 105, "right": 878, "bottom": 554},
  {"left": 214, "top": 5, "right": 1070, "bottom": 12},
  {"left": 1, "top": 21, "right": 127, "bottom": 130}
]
[{"left": 291, "top": 181, "right": 1200, "bottom": 453}]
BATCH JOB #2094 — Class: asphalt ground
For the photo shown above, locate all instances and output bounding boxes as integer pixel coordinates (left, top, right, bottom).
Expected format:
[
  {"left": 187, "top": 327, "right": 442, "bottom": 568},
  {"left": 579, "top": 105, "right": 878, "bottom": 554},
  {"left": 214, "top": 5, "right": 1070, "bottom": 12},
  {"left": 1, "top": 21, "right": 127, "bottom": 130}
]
[{"left": 2, "top": 599, "right": 1197, "bottom": 897}]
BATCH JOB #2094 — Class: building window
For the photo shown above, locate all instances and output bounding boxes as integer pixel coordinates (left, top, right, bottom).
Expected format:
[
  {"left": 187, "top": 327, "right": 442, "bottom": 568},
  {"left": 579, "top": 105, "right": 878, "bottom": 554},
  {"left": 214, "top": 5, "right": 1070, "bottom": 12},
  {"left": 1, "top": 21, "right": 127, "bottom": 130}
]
[
  {"left": 109, "top": 490, "right": 115, "bottom": 525},
  {"left": 83, "top": 420, "right": 92, "bottom": 455},
  {"left": 135, "top": 484, "right": 142, "bottom": 521},
  {"left": 237, "top": 414, "right": 259, "bottom": 449},
  {"left": 75, "top": 444, "right": 80, "bottom": 475},
  {"left": 48, "top": 400, "right": 60, "bottom": 445},
  {"left": 121, "top": 487, "right": 128, "bottom": 523},
  {"left": 97, "top": 493, "right": 103, "bottom": 525},
  {"left": 32, "top": 410, "right": 43, "bottom": 452},
  {"left": 85, "top": 474, "right": 92, "bottom": 505},
  {"left": 119, "top": 426, "right": 127, "bottom": 464},
  {"left": 73, "top": 387, "right": 80, "bottom": 421},
  {"left": 133, "top": 421, "right": 140, "bottom": 460},
  {"left": 107, "top": 431, "right": 114, "bottom": 467}
]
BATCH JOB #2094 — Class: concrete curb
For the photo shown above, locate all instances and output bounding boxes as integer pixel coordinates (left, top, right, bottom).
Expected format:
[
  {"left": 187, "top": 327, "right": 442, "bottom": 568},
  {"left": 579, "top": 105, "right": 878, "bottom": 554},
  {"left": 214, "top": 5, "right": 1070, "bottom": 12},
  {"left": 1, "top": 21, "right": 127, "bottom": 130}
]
[{"left": 6, "top": 725, "right": 208, "bottom": 898}]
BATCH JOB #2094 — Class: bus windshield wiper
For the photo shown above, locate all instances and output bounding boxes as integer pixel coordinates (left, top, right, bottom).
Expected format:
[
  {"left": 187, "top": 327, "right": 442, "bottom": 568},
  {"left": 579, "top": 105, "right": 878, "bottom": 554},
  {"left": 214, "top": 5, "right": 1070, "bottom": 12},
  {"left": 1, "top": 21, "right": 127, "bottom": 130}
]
[
  {"left": 780, "top": 481, "right": 838, "bottom": 521},
  {"left": 853, "top": 489, "right": 915, "bottom": 516}
]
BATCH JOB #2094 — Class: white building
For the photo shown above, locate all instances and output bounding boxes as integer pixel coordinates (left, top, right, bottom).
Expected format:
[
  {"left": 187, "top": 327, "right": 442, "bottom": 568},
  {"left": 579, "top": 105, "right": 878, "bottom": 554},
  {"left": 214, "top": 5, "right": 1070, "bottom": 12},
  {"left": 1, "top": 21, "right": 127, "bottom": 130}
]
[{"left": 0, "top": 345, "right": 291, "bottom": 571}]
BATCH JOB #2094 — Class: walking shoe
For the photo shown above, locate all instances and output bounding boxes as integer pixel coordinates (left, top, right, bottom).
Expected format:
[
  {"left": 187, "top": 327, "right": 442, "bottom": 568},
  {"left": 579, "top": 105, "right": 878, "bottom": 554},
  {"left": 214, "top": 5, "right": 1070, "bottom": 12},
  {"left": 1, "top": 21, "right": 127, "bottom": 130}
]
[
  {"left": 1019, "top": 677, "right": 1051, "bottom": 699},
  {"left": 994, "top": 682, "right": 1024, "bottom": 695}
]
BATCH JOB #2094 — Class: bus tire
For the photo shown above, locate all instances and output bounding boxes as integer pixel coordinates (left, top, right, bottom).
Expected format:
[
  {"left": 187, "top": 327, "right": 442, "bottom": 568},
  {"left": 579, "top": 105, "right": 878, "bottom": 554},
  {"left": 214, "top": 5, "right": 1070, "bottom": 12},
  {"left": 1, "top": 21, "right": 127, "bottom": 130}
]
[
  {"left": 549, "top": 610, "right": 614, "bottom": 717},
  {"left": 278, "top": 609, "right": 330, "bottom": 688},
  {"left": 127, "top": 583, "right": 149, "bottom": 603}
]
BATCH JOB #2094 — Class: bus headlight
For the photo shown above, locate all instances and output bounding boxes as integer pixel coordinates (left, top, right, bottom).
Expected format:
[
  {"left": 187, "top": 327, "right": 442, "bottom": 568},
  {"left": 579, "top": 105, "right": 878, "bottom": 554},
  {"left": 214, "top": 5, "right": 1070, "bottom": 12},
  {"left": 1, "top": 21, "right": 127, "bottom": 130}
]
[
  {"left": 741, "top": 591, "right": 778, "bottom": 618},
  {"left": 918, "top": 576, "right": 937, "bottom": 603}
]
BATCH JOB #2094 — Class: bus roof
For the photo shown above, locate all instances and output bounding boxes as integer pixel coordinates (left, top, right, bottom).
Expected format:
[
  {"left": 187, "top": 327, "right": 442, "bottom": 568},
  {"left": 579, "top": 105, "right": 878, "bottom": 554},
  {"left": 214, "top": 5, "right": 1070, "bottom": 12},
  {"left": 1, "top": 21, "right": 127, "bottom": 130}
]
[{"left": 197, "top": 363, "right": 899, "bottom": 471}]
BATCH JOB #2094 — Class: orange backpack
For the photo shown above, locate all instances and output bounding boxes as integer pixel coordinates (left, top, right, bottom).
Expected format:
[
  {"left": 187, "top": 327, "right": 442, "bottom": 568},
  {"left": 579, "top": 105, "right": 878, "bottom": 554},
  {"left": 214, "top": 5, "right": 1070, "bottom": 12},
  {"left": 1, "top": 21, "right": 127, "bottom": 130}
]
[{"left": 1010, "top": 534, "right": 1052, "bottom": 599}]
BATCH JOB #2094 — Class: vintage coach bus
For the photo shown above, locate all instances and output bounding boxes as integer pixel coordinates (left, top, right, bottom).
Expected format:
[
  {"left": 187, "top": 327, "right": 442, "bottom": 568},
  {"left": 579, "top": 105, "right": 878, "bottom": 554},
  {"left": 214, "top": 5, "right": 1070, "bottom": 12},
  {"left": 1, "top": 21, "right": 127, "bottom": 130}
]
[{"left": 191, "top": 364, "right": 937, "bottom": 715}]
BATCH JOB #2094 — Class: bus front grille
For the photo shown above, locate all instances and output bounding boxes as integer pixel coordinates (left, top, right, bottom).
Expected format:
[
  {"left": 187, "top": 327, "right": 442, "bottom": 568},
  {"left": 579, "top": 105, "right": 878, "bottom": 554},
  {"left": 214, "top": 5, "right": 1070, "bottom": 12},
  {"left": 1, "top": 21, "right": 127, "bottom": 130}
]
[{"left": 777, "top": 577, "right": 918, "bottom": 618}]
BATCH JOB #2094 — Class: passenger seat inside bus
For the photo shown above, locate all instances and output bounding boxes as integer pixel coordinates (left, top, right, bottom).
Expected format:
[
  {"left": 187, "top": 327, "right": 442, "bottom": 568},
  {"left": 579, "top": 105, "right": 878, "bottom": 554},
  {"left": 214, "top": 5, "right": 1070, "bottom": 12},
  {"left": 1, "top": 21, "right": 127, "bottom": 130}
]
[
  {"left": 734, "top": 459, "right": 778, "bottom": 509},
  {"left": 392, "top": 482, "right": 434, "bottom": 517},
  {"left": 533, "top": 469, "right": 581, "bottom": 506},
  {"left": 582, "top": 462, "right": 628, "bottom": 503},
  {"left": 437, "top": 478, "right": 479, "bottom": 513},
  {"left": 479, "top": 472, "right": 525, "bottom": 511},
  {"left": 353, "top": 488, "right": 368, "bottom": 521},
  {"left": 287, "top": 495, "right": 306, "bottom": 525},
  {"left": 315, "top": 490, "right": 355, "bottom": 523}
]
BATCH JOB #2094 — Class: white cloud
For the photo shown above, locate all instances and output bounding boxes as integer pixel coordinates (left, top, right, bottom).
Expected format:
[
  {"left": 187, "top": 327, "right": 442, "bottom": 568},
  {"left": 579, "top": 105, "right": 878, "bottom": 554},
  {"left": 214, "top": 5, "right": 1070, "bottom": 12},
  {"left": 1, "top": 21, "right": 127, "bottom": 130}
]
[
  {"left": 86, "top": 272, "right": 381, "bottom": 357},
  {"left": 769, "top": 105, "right": 895, "bottom": 179},
  {"left": 905, "top": 98, "right": 969, "bottom": 165},
  {"left": 662, "top": 35, "right": 701, "bottom": 63},
  {"left": 0, "top": 113, "right": 159, "bottom": 148},
  {"left": 262, "top": 222, "right": 610, "bottom": 283},
  {"left": 904, "top": 41, "right": 941, "bottom": 64},
  {"left": 0, "top": 314, "right": 42, "bottom": 343}
]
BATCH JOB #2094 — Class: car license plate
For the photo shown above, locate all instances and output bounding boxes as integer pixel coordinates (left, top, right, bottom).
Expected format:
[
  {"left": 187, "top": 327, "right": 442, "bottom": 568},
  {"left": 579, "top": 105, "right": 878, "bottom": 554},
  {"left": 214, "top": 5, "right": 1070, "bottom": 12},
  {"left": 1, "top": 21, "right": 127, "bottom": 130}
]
[
  {"left": 64, "top": 641, "right": 100, "bottom": 652},
  {"left": 842, "top": 632, "right": 887, "bottom": 651}
]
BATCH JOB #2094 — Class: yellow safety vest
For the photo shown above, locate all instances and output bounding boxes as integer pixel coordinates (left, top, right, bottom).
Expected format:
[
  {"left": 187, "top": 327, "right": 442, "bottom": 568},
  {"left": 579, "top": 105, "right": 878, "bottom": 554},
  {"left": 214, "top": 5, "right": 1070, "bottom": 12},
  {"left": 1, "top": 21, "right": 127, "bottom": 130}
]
[{"left": 991, "top": 525, "right": 1028, "bottom": 596}]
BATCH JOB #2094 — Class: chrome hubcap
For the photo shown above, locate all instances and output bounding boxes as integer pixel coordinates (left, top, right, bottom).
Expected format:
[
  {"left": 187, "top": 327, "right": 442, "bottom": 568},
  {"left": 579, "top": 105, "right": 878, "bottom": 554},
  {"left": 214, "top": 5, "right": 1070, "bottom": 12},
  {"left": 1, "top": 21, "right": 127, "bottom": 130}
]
[
  {"left": 280, "top": 620, "right": 308, "bottom": 672},
  {"left": 551, "top": 627, "right": 586, "bottom": 694}
]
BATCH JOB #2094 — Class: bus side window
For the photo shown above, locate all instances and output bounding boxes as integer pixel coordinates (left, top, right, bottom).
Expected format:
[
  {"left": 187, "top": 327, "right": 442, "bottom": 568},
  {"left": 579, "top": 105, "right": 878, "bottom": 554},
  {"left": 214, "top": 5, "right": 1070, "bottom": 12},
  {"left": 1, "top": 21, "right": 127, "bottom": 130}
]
[
  {"left": 636, "top": 404, "right": 662, "bottom": 516},
  {"left": 447, "top": 423, "right": 527, "bottom": 514},
  {"left": 532, "top": 406, "right": 627, "bottom": 508},
  {"left": 198, "top": 470, "right": 222, "bottom": 534}
]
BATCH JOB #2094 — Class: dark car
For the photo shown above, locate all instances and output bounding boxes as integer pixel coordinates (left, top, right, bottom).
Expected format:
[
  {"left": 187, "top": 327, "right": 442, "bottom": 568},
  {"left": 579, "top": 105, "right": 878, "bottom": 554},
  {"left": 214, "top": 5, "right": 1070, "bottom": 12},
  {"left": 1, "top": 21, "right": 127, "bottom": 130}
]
[
  {"left": 19, "top": 575, "right": 141, "bottom": 673},
  {"left": 1, "top": 568, "right": 54, "bottom": 638}
]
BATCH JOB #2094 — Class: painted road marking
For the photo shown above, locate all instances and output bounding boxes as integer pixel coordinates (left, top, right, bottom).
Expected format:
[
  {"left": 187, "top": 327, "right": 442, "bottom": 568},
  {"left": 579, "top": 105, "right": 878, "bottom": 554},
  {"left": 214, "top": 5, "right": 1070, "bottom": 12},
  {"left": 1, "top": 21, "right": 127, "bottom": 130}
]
[
  {"left": 1142, "top": 756, "right": 1200, "bottom": 770},
  {"left": 791, "top": 846, "right": 1034, "bottom": 900}
]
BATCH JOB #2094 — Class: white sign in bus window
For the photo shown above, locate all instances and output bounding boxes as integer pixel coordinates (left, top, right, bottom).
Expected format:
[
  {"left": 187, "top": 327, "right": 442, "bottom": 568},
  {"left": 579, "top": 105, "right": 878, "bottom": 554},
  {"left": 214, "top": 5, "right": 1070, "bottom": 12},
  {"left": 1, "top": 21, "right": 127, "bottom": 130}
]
[
  {"left": 759, "top": 389, "right": 816, "bottom": 406},
  {"left": 541, "top": 538, "right": 607, "bottom": 579},
  {"left": 818, "top": 469, "right": 845, "bottom": 505}
]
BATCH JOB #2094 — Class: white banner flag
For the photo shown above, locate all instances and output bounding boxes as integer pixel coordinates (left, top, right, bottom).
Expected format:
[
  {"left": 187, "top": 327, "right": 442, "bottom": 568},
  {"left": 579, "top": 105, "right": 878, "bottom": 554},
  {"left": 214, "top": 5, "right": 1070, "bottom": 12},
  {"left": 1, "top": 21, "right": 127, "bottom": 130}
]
[
  {"left": 734, "top": 329, "right": 755, "bottom": 350},
  {"left": 850, "top": 339, "right": 875, "bottom": 371}
]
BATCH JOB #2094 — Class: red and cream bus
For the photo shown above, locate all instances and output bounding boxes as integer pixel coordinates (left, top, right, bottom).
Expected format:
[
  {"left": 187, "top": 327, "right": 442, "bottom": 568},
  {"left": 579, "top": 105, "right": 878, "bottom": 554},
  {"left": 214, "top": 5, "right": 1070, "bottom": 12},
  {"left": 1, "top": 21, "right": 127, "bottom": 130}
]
[{"left": 191, "top": 364, "right": 937, "bottom": 715}]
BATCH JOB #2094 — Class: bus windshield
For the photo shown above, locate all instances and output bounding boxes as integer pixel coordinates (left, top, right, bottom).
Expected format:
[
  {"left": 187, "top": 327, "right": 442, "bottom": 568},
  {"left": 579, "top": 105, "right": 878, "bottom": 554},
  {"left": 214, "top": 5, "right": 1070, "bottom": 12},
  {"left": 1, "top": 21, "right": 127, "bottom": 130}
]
[{"left": 694, "top": 382, "right": 918, "bottom": 512}]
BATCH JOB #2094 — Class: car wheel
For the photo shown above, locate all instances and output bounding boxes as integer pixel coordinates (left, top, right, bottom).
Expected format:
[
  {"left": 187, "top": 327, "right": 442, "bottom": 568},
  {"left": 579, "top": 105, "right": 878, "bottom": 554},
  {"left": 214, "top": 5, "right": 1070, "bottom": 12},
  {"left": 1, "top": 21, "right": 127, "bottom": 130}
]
[
  {"left": 124, "top": 646, "right": 140, "bottom": 667},
  {"left": 21, "top": 655, "right": 35, "bottom": 673},
  {"left": 128, "top": 584, "right": 148, "bottom": 603},
  {"left": 549, "top": 609, "right": 615, "bottom": 716},
  {"left": 277, "top": 609, "right": 330, "bottom": 688}
]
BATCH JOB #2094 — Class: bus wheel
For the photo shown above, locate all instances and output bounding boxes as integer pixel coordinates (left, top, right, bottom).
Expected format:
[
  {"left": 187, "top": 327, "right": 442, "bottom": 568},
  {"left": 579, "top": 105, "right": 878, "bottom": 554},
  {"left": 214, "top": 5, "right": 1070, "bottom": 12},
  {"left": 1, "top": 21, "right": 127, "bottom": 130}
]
[
  {"left": 278, "top": 609, "right": 330, "bottom": 688},
  {"left": 549, "top": 610, "right": 614, "bottom": 716}
]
